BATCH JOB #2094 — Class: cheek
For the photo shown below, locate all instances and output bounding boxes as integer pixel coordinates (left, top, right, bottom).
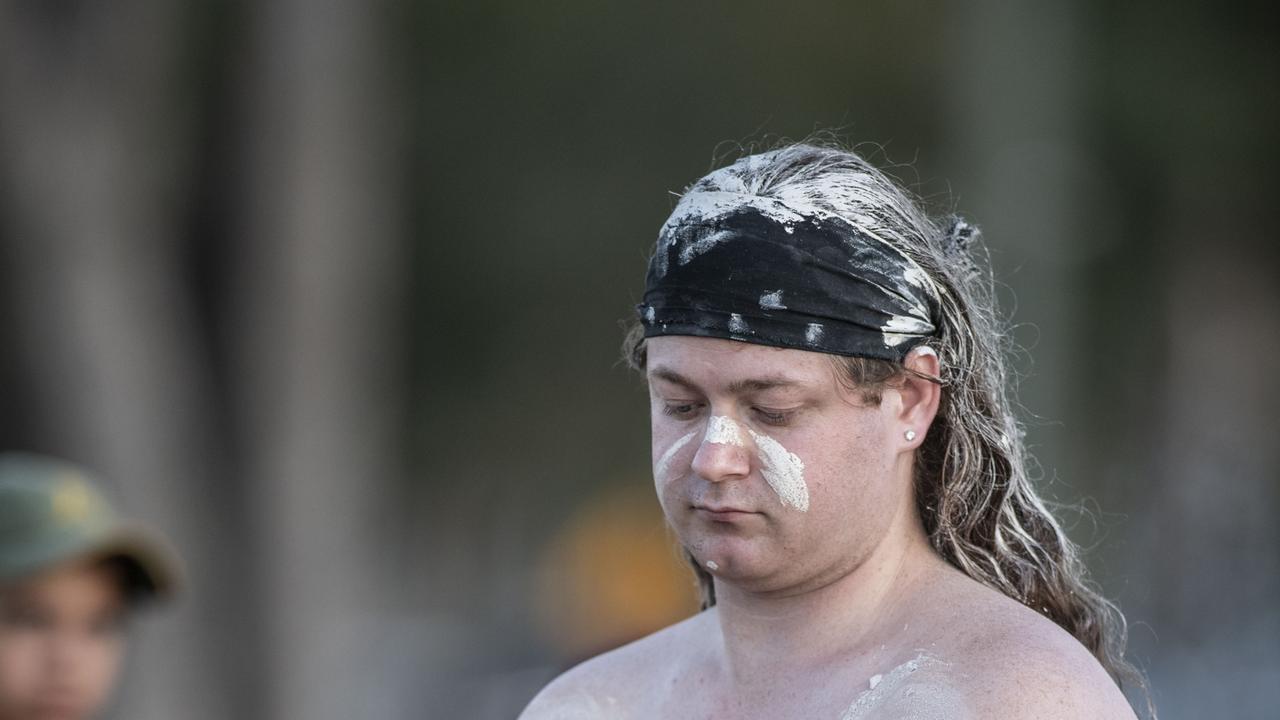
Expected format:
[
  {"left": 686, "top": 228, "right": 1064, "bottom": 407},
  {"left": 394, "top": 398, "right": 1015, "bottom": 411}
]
[
  {"left": 82, "top": 637, "right": 125, "bottom": 700},
  {"left": 798, "top": 423, "right": 891, "bottom": 512},
  {"left": 651, "top": 429, "right": 697, "bottom": 490},
  {"left": 0, "top": 636, "right": 42, "bottom": 698}
]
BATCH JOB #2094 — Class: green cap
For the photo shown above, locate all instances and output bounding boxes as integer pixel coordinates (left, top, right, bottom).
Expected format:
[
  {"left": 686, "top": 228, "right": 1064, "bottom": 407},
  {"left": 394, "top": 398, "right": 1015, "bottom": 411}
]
[{"left": 0, "top": 452, "right": 180, "bottom": 600}]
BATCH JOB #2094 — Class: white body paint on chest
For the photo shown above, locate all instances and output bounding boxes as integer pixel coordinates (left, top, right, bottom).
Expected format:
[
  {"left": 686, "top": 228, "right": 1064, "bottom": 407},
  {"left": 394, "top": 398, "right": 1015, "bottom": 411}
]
[{"left": 839, "top": 654, "right": 959, "bottom": 720}]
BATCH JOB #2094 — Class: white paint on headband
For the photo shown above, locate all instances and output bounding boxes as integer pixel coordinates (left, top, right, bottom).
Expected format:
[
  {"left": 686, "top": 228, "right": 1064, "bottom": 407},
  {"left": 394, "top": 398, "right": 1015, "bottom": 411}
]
[
  {"left": 677, "top": 228, "right": 740, "bottom": 266},
  {"left": 746, "top": 428, "right": 808, "bottom": 512},
  {"left": 759, "top": 289, "right": 786, "bottom": 309},
  {"left": 665, "top": 190, "right": 807, "bottom": 238},
  {"left": 704, "top": 416, "right": 745, "bottom": 446},
  {"left": 881, "top": 314, "right": 934, "bottom": 348},
  {"left": 653, "top": 153, "right": 954, "bottom": 358},
  {"left": 659, "top": 183, "right": 940, "bottom": 350},
  {"left": 805, "top": 323, "right": 825, "bottom": 345},
  {"left": 903, "top": 266, "right": 929, "bottom": 290},
  {"left": 654, "top": 431, "right": 697, "bottom": 484},
  {"left": 658, "top": 177, "right": 941, "bottom": 303}
]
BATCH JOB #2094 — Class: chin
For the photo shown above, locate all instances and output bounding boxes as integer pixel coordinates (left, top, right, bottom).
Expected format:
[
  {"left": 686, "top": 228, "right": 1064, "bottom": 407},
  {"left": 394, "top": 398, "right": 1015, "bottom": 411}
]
[{"left": 686, "top": 533, "right": 780, "bottom": 579}]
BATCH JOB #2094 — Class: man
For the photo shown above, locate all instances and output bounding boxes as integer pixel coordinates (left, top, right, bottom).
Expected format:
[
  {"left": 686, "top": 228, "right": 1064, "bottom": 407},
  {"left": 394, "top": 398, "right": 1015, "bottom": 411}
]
[
  {"left": 522, "top": 144, "right": 1146, "bottom": 719},
  {"left": 0, "top": 453, "right": 178, "bottom": 720}
]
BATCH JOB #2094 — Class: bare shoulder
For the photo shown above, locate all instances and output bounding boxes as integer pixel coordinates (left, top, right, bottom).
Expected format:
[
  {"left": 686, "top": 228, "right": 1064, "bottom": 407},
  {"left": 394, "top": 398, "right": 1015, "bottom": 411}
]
[
  {"left": 518, "top": 611, "right": 712, "bottom": 720},
  {"left": 930, "top": 577, "right": 1138, "bottom": 720}
]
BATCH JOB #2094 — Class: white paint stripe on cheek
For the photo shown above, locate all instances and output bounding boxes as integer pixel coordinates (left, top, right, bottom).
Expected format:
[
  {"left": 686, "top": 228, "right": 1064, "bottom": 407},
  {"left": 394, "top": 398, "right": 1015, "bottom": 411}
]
[
  {"left": 705, "top": 415, "right": 745, "bottom": 446},
  {"left": 654, "top": 431, "right": 697, "bottom": 483},
  {"left": 746, "top": 428, "right": 809, "bottom": 512}
]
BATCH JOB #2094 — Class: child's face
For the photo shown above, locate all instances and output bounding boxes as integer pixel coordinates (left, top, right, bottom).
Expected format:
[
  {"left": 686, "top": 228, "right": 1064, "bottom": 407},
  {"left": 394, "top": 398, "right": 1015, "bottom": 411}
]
[{"left": 0, "top": 559, "right": 127, "bottom": 720}]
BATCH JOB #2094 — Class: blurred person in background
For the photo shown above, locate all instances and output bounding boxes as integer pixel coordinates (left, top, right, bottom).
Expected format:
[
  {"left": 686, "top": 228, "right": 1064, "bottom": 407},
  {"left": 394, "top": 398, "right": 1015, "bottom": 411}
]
[
  {"left": 523, "top": 142, "right": 1149, "bottom": 719},
  {"left": 0, "top": 453, "right": 178, "bottom": 720}
]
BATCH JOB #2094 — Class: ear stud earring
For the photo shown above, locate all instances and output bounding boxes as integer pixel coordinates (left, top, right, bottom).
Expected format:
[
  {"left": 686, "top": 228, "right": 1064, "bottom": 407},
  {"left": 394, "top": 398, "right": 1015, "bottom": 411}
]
[{"left": 904, "top": 429, "right": 917, "bottom": 442}]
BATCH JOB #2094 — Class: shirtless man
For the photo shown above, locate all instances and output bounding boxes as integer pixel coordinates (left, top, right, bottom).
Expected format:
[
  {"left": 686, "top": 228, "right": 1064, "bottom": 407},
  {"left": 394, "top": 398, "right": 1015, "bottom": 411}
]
[{"left": 522, "top": 143, "right": 1146, "bottom": 719}]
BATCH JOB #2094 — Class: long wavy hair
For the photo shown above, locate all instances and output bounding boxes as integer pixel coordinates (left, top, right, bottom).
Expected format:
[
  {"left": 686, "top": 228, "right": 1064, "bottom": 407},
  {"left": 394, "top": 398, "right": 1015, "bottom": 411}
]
[{"left": 624, "top": 141, "right": 1152, "bottom": 716}]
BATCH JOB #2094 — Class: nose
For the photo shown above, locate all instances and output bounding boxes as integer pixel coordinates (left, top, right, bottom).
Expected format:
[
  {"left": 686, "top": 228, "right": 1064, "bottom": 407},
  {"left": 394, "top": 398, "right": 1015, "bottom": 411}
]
[{"left": 690, "top": 416, "right": 752, "bottom": 483}]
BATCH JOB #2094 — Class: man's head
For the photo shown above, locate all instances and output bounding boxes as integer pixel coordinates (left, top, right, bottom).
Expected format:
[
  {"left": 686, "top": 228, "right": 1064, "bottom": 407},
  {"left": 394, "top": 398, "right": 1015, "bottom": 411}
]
[
  {"left": 645, "top": 334, "right": 941, "bottom": 598},
  {"left": 0, "top": 453, "right": 178, "bottom": 720},
  {"left": 630, "top": 143, "right": 986, "bottom": 596},
  {"left": 627, "top": 142, "right": 1076, "bottom": 611}
]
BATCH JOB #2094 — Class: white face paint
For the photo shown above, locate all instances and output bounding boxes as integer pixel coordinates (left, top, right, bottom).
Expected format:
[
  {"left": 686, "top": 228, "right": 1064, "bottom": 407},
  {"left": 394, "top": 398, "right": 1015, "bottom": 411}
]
[
  {"left": 704, "top": 415, "right": 745, "bottom": 446},
  {"left": 673, "top": 416, "right": 810, "bottom": 512},
  {"left": 701, "top": 416, "right": 809, "bottom": 512},
  {"left": 746, "top": 428, "right": 809, "bottom": 512},
  {"left": 654, "top": 431, "right": 697, "bottom": 484}
]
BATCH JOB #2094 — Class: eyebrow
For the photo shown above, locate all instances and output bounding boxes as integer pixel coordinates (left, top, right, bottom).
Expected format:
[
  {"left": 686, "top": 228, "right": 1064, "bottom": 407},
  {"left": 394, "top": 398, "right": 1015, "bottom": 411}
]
[{"left": 648, "top": 366, "right": 804, "bottom": 394}]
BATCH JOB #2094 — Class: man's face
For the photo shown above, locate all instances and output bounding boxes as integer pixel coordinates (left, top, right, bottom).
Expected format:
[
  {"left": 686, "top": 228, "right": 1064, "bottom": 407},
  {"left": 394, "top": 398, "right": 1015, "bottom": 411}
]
[
  {"left": 0, "top": 559, "right": 127, "bottom": 720},
  {"left": 646, "top": 335, "right": 912, "bottom": 596}
]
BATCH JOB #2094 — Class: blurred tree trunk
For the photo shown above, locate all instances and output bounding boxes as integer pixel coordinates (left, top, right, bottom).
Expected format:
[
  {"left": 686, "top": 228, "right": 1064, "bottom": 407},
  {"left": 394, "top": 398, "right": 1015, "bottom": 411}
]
[
  {"left": 1143, "top": 136, "right": 1280, "bottom": 718},
  {"left": 231, "top": 1, "right": 406, "bottom": 718},
  {"left": 0, "top": 2, "right": 406, "bottom": 718},
  {"left": 942, "top": 0, "right": 1089, "bottom": 489},
  {"left": 0, "top": 3, "right": 251, "bottom": 719}
]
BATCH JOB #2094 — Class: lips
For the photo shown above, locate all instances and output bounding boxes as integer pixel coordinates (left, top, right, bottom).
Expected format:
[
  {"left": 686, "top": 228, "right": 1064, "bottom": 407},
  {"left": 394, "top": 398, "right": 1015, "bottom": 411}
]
[{"left": 694, "top": 504, "right": 759, "bottom": 520}]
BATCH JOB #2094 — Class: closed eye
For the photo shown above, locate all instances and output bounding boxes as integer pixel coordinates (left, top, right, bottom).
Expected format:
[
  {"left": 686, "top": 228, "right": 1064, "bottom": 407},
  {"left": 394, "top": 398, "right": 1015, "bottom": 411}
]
[
  {"left": 753, "top": 407, "right": 799, "bottom": 426},
  {"left": 661, "top": 402, "right": 704, "bottom": 419}
]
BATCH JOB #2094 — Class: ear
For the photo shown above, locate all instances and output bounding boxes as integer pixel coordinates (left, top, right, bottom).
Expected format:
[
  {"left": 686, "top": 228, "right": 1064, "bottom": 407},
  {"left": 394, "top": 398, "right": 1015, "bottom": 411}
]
[{"left": 893, "top": 346, "right": 943, "bottom": 449}]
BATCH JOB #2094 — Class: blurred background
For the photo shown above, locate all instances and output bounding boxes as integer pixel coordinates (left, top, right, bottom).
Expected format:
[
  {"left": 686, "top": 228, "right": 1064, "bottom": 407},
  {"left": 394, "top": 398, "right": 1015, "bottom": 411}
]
[{"left": 0, "top": 1, "right": 1276, "bottom": 718}]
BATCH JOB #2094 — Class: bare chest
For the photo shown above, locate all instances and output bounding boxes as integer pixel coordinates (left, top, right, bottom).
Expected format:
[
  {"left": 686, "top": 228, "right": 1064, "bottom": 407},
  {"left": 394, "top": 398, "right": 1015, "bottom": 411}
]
[{"left": 633, "top": 652, "right": 971, "bottom": 720}]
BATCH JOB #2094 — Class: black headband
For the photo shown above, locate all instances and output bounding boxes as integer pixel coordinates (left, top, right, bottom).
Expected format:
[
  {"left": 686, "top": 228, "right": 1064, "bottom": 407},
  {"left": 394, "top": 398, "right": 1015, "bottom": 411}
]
[{"left": 638, "top": 195, "right": 939, "bottom": 362}]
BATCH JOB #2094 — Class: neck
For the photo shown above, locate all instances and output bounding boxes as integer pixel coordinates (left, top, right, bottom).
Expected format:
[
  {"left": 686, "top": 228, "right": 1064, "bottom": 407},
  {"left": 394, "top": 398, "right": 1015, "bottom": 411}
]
[{"left": 709, "top": 488, "right": 944, "bottom": 688}]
